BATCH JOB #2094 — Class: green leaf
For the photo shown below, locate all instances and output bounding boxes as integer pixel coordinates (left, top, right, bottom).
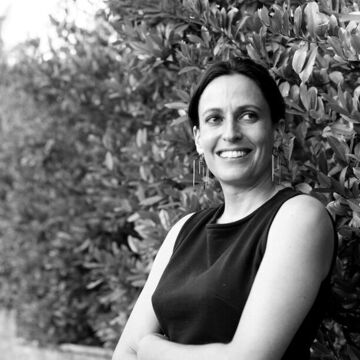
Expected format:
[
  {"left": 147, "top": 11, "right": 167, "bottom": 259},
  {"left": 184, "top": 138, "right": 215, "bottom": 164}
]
[
  {"left": 295, "top": 182, "right": 312, "bottom": 194},
  {"left": 353, "top": 167, "right": 360, "bottom": 180},
  {"left": 170, "top": 115, "right": 189, "bottom": 127},
  {"left": 282, "top": 135, "right": 295, "bottom": 162},
  {"left": 140, "top": 195, "right": 163, "bottom": 206},
  {"left": 175, "top": 89, "right": 190, "bottom": 102},
  {"left": 293, "top": 6, "right": 302, "bottom": 36},
  {"left": 136, "top": 128, "right": 148, "bottom": 147},
  {"left": 339, "top": 166, "right": 348, "bottom": 187},
  {"left": 308, "top": 86, "right": 318, "bottom": 110},
  {"left": 227, "top": 7, "right": 239, "bottom": 31},
  {"left": 300, "top": 83, "right": 309, "bottom": 110},
  {"left": 279, "top": 82, "right": 290, "bottom": 97},
  {"left": 104, "top": 151, "right": 114, "bottom": 171},
  {"left": 270, "top": 6, "right": 282, "bottom": 33},
  {"left": 295, "top": 121, "right": 308, "bottom": 146},
  {"left": 187, "top": 34, "right": 204, "bottom": 45},
  {"left": 165, "top": 101, "right": 188, "bottom": 110},
  {"left": 311, "top": 96, "right": 325, "bottom": 121},
  {"left": 289, "top": 84, "right": 300, "bottom": 103},
  {"left": 339, "top": 13, "right": 360, "bottom": 22},
  {"left": 329, "top": 14, "right": 338, "bottom": 33},
  {"left": 292, "top": 43, "right": 308, "bottom": 74},
  {"left": 246, "top": 44, "right": 263, "bottom": 63},
  {"left": 201, "top": 26, "right": 211, "bottom": 46},
  {"left": 304, "top": 2, "right": 318, "bottom": 37},
  {"left": 337, "top": 85, "right": 353, "bottom": 113},
  {"left": 213, "top": 37, "right": 225, "bottom": 56},
  {"left": 327, "top": 36, "right": 345, "bottom": 58},
  {"left": 318, "top": 150, "right": 328, "bottom": 174},
  {"left": 318, "top": 172, "right": 332, "bottom": 187},
  {"left": 299, "top": 45, "right": 318, "bottom": 83},
  {"left": 282, "top": 10, "right": 290, "bottom": 36},
  {"left": 351, "top": 34, "right": 360, "bottom": 53},
  {"left": 258, "top": 7, "right": 270, "bottom": 27},
  {"left": 86, "top": 279, "right": 104, "bottom": 290},
  {"left": 159, "top": 209, "right": 171, "bottom": 231},
  {"left": 322, "top": 94, "right": 350, "bottom": 116},
  {"left": 174, "top": 23, "right": 189, "bottom": 36},
  {"left": 327, "top": 136, "right": 349, "bottom": 165},
  {"left": 329, "top": 71, "right": 344, "bottom": 85},
  {"left": 331, "top": 121, "right": 355, "bottom": 139}
]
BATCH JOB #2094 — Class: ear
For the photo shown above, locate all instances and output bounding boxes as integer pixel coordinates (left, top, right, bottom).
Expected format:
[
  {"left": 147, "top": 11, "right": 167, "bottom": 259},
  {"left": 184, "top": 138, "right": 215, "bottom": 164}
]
[{"left": 193, "top": 126, "right": 203, "bottom": 154}]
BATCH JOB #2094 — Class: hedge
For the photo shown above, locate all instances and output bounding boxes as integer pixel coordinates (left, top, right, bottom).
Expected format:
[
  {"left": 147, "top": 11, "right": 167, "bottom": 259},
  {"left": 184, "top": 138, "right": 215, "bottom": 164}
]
[{"left": 0, "top": 0, "right": 360, "bottom": 358}]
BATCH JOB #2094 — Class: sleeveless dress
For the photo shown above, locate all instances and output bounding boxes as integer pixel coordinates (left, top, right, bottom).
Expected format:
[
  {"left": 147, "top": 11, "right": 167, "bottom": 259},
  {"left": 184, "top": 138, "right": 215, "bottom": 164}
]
[{"left": 152, "top": 187, "right": 337, "bottom": 360}]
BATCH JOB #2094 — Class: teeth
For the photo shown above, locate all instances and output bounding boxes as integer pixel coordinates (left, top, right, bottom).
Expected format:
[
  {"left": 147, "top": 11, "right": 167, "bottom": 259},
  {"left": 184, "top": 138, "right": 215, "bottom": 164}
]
[{"left": 219, "top": 150, "right": 249, "bottom": 158}]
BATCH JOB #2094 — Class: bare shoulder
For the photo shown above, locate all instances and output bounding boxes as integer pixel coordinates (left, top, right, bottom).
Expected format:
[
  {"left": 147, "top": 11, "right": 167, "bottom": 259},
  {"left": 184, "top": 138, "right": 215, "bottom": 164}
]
[
  {"left": 268, "top": 193, "right": 335, "bottom": 279},
  {"left": 274, "top": 194, "right": 333, "bottom": 233}
]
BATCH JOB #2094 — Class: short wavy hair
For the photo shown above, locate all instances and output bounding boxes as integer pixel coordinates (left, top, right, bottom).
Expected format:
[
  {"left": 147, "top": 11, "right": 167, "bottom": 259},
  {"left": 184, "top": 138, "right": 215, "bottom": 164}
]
[{"left": 188, "top": 58, "right": 285, "bottom": 128}]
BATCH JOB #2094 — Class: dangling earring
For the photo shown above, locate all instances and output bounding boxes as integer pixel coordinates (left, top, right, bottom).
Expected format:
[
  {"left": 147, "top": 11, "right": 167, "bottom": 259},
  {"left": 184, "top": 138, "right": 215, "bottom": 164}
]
[
  {"left": 192, "top": 154, "right": 209, "bottom": 188},
  {"left": 192, "top": 157, "right": 197, "bottom": 187},
  {"left": 271, "top": 150, "right": 276, "bottom": 183},
  {"left": 272, "top": 147, "right": 281, "bottom": 184},
  {"left": 200, "top": 154, "right": 210, "bottom": 188}
]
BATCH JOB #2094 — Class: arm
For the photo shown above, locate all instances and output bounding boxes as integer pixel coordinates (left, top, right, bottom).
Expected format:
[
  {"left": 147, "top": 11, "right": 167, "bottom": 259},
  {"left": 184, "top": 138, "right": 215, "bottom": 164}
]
[
  {"left": 137, "top": 195, "right": 335, "bottom": 360},
  {"left": 112, "top": 213, "right": 194, "bottom": 360}
]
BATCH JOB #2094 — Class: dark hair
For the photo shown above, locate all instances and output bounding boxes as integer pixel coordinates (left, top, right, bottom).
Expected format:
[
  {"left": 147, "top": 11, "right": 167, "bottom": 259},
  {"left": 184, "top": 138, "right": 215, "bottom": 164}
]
[{"left": 188, "top": 58, "right": 285, "bottom": 128}]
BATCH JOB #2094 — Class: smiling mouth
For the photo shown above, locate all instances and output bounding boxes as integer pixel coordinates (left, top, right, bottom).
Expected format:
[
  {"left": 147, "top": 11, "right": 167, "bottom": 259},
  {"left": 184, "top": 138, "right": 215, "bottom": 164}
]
[{"left": 217, "top": 150, "right": 251, "bottom": 159}]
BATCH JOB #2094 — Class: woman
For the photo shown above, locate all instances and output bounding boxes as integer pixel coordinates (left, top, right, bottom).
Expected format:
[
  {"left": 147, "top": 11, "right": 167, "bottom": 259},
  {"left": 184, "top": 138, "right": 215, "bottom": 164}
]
[{"left": 112, "top": 58, "right": 337, "bottom": 360}]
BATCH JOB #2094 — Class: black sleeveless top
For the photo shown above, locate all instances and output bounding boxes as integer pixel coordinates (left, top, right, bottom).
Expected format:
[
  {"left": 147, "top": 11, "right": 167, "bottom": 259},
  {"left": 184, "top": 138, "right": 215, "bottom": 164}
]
[{"left": 152, "top": 188, "right": 337, "bottom": 359}]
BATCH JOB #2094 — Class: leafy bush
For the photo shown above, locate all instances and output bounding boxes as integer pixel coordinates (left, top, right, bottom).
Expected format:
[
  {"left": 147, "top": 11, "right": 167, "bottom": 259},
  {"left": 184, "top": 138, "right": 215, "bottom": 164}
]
[{"left": 1, "top": 0, "right": 360, "bottom": 358}]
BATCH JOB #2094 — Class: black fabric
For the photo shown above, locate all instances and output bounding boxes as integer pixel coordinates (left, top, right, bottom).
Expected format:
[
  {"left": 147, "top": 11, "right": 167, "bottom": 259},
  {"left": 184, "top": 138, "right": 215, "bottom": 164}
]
[{"left": 152, "top": 188, "right": 337, "bottom": 359}]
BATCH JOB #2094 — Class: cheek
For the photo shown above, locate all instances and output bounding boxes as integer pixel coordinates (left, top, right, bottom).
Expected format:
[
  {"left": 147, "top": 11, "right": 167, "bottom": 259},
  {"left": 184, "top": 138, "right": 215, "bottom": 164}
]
[
  {"left": 198, "top": 131, "right": 214, "bottom": 149},
  {"left": 252, "top": 132, "right": 274, "bottom": 158},
  {"left": 255, "top": 125, "right": 274, "bottom": 147},
  {"left": 252, "top": 129, "right": 273, "bottom": 148}
]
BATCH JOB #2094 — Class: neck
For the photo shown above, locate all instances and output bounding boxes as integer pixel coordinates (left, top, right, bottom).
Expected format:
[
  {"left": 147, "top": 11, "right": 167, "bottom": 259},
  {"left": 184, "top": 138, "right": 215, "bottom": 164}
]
[{"left": 217, "top": 178, "right": 281, "bottom": 224}]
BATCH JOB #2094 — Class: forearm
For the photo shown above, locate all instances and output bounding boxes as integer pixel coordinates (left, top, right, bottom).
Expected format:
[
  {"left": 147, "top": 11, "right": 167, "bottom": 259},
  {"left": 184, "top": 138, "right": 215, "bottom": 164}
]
[{"left": 137, "top": 334, "right": 229, "bottom": 360}]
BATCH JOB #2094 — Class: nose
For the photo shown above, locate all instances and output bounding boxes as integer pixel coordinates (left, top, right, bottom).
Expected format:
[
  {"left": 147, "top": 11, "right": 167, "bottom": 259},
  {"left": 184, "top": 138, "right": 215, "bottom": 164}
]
[{"left": 222, "top": 117, "right": 242, "bottom": 142}]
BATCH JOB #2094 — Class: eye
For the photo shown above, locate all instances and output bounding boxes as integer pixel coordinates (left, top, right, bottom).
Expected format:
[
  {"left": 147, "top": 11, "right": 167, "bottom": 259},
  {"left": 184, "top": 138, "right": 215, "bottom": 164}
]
[
  {"left": 205, "top": 114, "right": 222, "bottom": 124},
  {"left": 241, "top": 111, "right": 258, "bottom": 122}
]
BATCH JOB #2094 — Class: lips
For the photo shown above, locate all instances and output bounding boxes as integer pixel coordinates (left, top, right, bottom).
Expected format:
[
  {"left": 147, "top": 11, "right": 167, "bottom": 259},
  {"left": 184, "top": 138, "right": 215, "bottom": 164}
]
[{"left": 217, "top": 149, "right": 252, "bottom": 159}]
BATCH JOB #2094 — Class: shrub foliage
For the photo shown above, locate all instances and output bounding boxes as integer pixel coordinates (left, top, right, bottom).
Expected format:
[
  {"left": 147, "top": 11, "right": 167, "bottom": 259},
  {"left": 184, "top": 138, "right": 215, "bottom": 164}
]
[{"left": 1, "top": 0, "right": 360, "bottom": 358}]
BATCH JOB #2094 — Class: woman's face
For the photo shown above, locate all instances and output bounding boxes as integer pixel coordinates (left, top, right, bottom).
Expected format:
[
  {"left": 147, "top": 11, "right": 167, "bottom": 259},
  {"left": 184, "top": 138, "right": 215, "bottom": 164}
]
[{"left": 194, "top": 73, "right": 275, "bottom": 189}]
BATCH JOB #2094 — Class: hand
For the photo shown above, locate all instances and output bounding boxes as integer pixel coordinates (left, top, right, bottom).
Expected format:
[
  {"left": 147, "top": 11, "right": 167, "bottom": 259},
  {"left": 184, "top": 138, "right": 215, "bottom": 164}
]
[{"left": 137, "top": 333, "right": 168, "bottom": 360}]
